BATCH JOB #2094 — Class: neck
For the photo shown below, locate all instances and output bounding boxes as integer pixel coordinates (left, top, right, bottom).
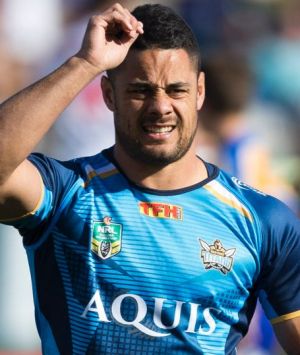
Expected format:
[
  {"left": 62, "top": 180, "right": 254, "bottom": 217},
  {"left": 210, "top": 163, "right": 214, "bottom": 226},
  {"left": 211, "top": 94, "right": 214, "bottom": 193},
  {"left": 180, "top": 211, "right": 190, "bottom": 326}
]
[{"left": 113, "top": 144, "right": 208, "bottom": 190}]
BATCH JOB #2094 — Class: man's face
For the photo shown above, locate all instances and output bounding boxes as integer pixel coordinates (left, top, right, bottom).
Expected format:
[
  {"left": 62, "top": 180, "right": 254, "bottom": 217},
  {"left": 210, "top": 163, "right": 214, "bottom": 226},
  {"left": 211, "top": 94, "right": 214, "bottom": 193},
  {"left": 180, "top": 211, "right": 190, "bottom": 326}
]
[{"left": 102, "top": 49, "right": 205, "bottom": 166}]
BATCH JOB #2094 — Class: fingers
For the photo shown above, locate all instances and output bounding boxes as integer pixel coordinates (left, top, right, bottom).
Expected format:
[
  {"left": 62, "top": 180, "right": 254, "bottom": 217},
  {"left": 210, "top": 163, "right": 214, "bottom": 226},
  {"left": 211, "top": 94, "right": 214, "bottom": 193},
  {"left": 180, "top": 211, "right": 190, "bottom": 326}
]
[
  {"left": 102, "top": 3, "right": 143, "bottom": 38},
  {"left": 122, "top": 7, "right": 144, "bottom": 37},
  {"left": 76, "top": 3, "right": 143, "bottom": 73}
]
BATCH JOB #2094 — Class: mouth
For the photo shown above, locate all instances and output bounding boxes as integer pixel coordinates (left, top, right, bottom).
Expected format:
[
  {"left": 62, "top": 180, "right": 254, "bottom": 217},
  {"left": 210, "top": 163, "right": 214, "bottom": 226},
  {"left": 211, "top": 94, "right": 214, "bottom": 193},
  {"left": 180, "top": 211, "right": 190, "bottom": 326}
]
[
  {"left": 143, "top": 125, "right": 174, "bottom": 133},
  {"left": 142, "top": 124, "right": 176, "bottom": 139}
]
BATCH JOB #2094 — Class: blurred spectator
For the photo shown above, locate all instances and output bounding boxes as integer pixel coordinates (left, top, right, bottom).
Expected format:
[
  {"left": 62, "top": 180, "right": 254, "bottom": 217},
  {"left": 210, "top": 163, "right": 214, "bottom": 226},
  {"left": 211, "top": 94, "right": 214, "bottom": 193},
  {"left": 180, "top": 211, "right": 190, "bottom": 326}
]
[
  {"left": 251, "top": 0, "right": 300, "bottom": 120},
  {"left": 250, "top": 1, "right": 300, "bottom": 200},
  {"left": 199, "top": 52, "right": 297, "bottom": 203}
]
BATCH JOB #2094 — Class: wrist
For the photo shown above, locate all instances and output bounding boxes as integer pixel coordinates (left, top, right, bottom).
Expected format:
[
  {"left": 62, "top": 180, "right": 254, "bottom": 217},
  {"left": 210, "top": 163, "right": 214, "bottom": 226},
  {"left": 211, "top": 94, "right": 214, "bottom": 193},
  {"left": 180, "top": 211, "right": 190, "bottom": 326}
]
[{"left": 68, "top": 55, "right": 105, "bottom": 79}]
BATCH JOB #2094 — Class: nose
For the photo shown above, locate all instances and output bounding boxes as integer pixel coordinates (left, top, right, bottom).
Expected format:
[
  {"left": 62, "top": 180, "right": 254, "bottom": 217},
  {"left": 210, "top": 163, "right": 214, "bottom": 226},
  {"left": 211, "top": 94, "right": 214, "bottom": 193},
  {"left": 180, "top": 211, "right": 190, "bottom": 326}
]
[{"left": 146, "top": 90, "right": 173, "bottom": 117}]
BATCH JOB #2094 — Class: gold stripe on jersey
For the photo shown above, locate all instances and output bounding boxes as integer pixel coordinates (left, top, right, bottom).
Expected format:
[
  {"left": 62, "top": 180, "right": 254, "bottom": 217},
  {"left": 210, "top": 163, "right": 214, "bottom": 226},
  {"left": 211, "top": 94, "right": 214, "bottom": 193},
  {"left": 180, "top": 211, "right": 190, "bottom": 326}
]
[
  {"left": 271, "top": 310, "right": 300, "bottom": 325},
  {"left": 83, "top": 163, "right": 119, "bottom": 187},
  {"left": 204, "top": 180, "right": 253, "bottom": 221}
]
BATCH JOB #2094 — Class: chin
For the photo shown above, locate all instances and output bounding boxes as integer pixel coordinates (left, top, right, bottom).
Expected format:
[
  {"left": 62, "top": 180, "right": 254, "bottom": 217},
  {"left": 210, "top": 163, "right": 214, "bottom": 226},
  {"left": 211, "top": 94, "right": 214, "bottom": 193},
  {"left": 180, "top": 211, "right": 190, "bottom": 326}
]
[
  {"left": 116, "top": 131, "right": 195, "bottom": 167},
  {"left": 132, "top": 145, "right": 187, "bottom": 166}
]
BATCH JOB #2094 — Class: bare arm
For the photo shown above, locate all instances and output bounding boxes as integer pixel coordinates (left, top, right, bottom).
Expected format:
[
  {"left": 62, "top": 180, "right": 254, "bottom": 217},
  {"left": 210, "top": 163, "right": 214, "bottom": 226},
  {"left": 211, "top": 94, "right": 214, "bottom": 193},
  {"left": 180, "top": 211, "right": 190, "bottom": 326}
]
[
  {"left": 0, "top": 3, "right": 143, "bottom": 220},
  {"left": 0, "top": 57, "right": 98, "bottom": 183},
  {"left": 273, "top": 317, "right": 300, "bottom": 355}
]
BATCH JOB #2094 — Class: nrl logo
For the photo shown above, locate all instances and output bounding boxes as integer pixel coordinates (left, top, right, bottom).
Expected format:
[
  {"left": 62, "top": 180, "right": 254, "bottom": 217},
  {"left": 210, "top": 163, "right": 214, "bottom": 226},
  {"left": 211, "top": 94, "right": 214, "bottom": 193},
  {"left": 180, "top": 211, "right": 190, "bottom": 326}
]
[
  {"left": 199, "top": 239, "right": 236, "bottom": 275},
  {"left": 91, "top": 217, "right": 122, "bottom": 260}
]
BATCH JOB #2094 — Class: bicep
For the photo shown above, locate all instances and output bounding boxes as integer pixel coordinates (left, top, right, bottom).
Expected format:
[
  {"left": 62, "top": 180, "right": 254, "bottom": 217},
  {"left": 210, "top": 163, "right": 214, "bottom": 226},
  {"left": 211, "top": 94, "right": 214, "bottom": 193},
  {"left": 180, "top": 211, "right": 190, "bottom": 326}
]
[
  {"left": 273, "top": 316, "right": 300, "bottom": 354},
  {"left": 0, "top": 159, "right": 43, "bottom": 221}
]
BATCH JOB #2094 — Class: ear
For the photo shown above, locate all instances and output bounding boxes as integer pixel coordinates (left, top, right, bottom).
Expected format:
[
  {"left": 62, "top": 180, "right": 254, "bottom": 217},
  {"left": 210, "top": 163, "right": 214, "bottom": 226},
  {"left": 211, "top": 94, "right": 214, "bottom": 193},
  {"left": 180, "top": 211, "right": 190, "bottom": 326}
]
[
  {"left": 101, "top": 76, "right": 115, "bottom": 112},
  {"left": 196, "top": 72, "right": 205, "bottom": 111}
]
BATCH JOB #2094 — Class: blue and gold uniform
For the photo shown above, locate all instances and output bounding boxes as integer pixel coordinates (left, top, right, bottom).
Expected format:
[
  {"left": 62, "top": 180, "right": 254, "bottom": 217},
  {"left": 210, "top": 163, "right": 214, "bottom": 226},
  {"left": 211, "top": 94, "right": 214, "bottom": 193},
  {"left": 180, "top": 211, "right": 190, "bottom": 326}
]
[{"left": 2, "top": 147, "right": 300, "bottom": 354}]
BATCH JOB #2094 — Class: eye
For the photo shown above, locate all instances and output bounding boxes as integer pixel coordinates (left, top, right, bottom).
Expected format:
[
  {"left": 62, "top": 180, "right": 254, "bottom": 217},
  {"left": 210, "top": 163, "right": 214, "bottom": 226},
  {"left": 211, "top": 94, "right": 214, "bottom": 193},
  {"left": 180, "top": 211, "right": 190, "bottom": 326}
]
[
  {"left": 167, "top": 87, "right": 188, "bottom": 98},
  {"left": 127, "top": 87, "right": 152, "bottom": 99},
  {"left": 129, "top": 88, "right": 148, "bottom": 94}
]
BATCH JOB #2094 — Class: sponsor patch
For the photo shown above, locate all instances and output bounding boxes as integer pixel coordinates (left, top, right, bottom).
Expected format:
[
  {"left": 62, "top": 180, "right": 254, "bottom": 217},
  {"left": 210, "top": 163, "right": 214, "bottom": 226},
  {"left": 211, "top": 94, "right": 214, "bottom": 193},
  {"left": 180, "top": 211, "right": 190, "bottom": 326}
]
[
  {"left": 199, "top": 239, "right": 236, "bottom": 274},
  {"left": 139, "top": 202, "right": 183, "bottom": 220},
  {"left": 92, "top": 217, "right": 122, "bottom": 259}
]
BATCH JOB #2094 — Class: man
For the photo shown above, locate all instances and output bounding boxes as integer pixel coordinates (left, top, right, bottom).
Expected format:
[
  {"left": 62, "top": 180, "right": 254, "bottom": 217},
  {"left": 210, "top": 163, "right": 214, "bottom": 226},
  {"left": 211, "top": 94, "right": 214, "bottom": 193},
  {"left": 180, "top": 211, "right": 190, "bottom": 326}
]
[{"left": 0, "top": 3, "right": 299, "bottom": 354}]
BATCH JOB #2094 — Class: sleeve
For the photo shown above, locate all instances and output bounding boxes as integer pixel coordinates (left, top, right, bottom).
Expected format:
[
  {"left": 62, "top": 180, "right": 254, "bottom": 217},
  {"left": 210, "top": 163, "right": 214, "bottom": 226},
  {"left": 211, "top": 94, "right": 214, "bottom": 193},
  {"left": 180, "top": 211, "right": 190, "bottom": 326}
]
[
  {"left": 256, "top": 196, "right": 300, "bottom": 324},
  {"left": 1, "top": 153, "right": 79, "bottom": 245}
]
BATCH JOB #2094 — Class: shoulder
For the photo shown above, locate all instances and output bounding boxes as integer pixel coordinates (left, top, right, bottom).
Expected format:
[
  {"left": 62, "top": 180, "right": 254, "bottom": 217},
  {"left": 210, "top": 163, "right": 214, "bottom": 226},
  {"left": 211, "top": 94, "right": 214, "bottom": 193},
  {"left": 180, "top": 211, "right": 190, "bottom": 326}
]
[
  {"left": 209, "top": 167, "right": 300, "bottom": 320},
  {"left": 28, "top": 150, "right": 111, "bottom": 187},
  {"left": 216, "top": 169, "right": 299, "bottom": 234}
]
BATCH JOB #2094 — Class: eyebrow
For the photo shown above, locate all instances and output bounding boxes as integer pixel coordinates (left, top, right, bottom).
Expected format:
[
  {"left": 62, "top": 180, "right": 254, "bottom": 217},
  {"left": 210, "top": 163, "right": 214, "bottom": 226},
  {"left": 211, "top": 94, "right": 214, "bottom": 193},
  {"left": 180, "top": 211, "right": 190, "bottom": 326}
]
[
  {"left": 167, "top": 82, "right": 190, "bottom": 89},
  {"left": 127, "top": 81, "right": 190, "bottom": 90}
]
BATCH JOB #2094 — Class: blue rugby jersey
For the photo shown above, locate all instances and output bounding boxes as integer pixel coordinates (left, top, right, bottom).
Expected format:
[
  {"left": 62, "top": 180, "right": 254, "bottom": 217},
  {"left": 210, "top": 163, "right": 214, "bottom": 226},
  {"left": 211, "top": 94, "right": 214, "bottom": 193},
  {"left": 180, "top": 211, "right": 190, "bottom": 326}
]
[{"left": 1, "top": 147, "right": 300, "bottom": 355}]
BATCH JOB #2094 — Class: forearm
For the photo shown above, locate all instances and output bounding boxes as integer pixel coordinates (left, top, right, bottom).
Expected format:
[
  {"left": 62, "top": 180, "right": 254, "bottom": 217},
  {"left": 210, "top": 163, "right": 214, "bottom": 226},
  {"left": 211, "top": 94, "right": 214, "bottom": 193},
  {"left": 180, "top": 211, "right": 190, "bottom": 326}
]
[{"left": 0, "top": 56, "right": 98, "bottom": 183}]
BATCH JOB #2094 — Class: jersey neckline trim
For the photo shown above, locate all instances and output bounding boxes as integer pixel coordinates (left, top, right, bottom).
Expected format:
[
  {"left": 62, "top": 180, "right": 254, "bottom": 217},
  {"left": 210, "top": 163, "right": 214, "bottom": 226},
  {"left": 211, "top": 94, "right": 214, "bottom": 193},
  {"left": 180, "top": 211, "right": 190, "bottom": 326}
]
[{"left": 102, "top": 146, "right": 220, "bottom": 196}]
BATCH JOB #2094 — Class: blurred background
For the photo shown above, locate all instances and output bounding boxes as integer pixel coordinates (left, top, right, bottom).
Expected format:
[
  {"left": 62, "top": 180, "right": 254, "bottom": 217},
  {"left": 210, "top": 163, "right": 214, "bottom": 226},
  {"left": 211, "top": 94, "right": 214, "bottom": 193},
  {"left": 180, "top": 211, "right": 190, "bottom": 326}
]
[{"left": 0, "top": 0, "right": 299, "bottom": 354}]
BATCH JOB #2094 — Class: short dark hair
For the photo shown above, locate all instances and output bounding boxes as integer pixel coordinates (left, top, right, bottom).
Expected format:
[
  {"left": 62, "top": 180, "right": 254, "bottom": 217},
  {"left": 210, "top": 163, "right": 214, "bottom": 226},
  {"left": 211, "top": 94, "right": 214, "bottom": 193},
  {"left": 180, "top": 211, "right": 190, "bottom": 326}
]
[
  {"left": 107, "top": 4, "right": 201, "bottom": 78},
  {"left": 131, "top": 4, "right": 200, "bottom": 66}
]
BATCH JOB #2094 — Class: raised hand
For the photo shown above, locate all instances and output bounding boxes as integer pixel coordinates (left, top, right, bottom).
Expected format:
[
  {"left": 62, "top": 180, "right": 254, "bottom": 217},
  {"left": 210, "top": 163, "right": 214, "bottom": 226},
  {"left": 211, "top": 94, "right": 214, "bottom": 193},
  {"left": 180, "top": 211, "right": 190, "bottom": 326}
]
[{"left": 76, "top": 3, "right": 144, "bottom": 75}]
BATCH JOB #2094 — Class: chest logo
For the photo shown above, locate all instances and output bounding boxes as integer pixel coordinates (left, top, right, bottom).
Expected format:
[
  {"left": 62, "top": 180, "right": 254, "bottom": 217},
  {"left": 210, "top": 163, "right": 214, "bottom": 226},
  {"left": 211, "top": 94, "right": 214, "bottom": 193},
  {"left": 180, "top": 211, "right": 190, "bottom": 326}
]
[
  {"left": 92, "top": 217, "right": 122, "bottom": 260},
  {"left": 199, "top": 239, "right": 236, "bottom": 274},
  {"left": 139, "top": 202, "right": 183, "bottom": 220}
]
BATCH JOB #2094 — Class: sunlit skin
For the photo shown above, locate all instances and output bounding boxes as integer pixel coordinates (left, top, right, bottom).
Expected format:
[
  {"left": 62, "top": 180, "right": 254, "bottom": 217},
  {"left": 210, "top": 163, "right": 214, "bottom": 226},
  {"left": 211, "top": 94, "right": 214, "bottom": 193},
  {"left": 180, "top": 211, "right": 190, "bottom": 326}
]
[{"left": 101, "top": 49, "right": 206, "bottom": 189}]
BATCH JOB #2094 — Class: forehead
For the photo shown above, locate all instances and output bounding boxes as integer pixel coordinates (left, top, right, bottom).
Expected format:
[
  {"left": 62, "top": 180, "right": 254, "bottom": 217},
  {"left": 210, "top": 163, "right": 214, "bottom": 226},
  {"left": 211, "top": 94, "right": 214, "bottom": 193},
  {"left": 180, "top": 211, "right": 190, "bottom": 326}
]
[{"left": 114, "top": 49, "right": 197, "bottom": 84}]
